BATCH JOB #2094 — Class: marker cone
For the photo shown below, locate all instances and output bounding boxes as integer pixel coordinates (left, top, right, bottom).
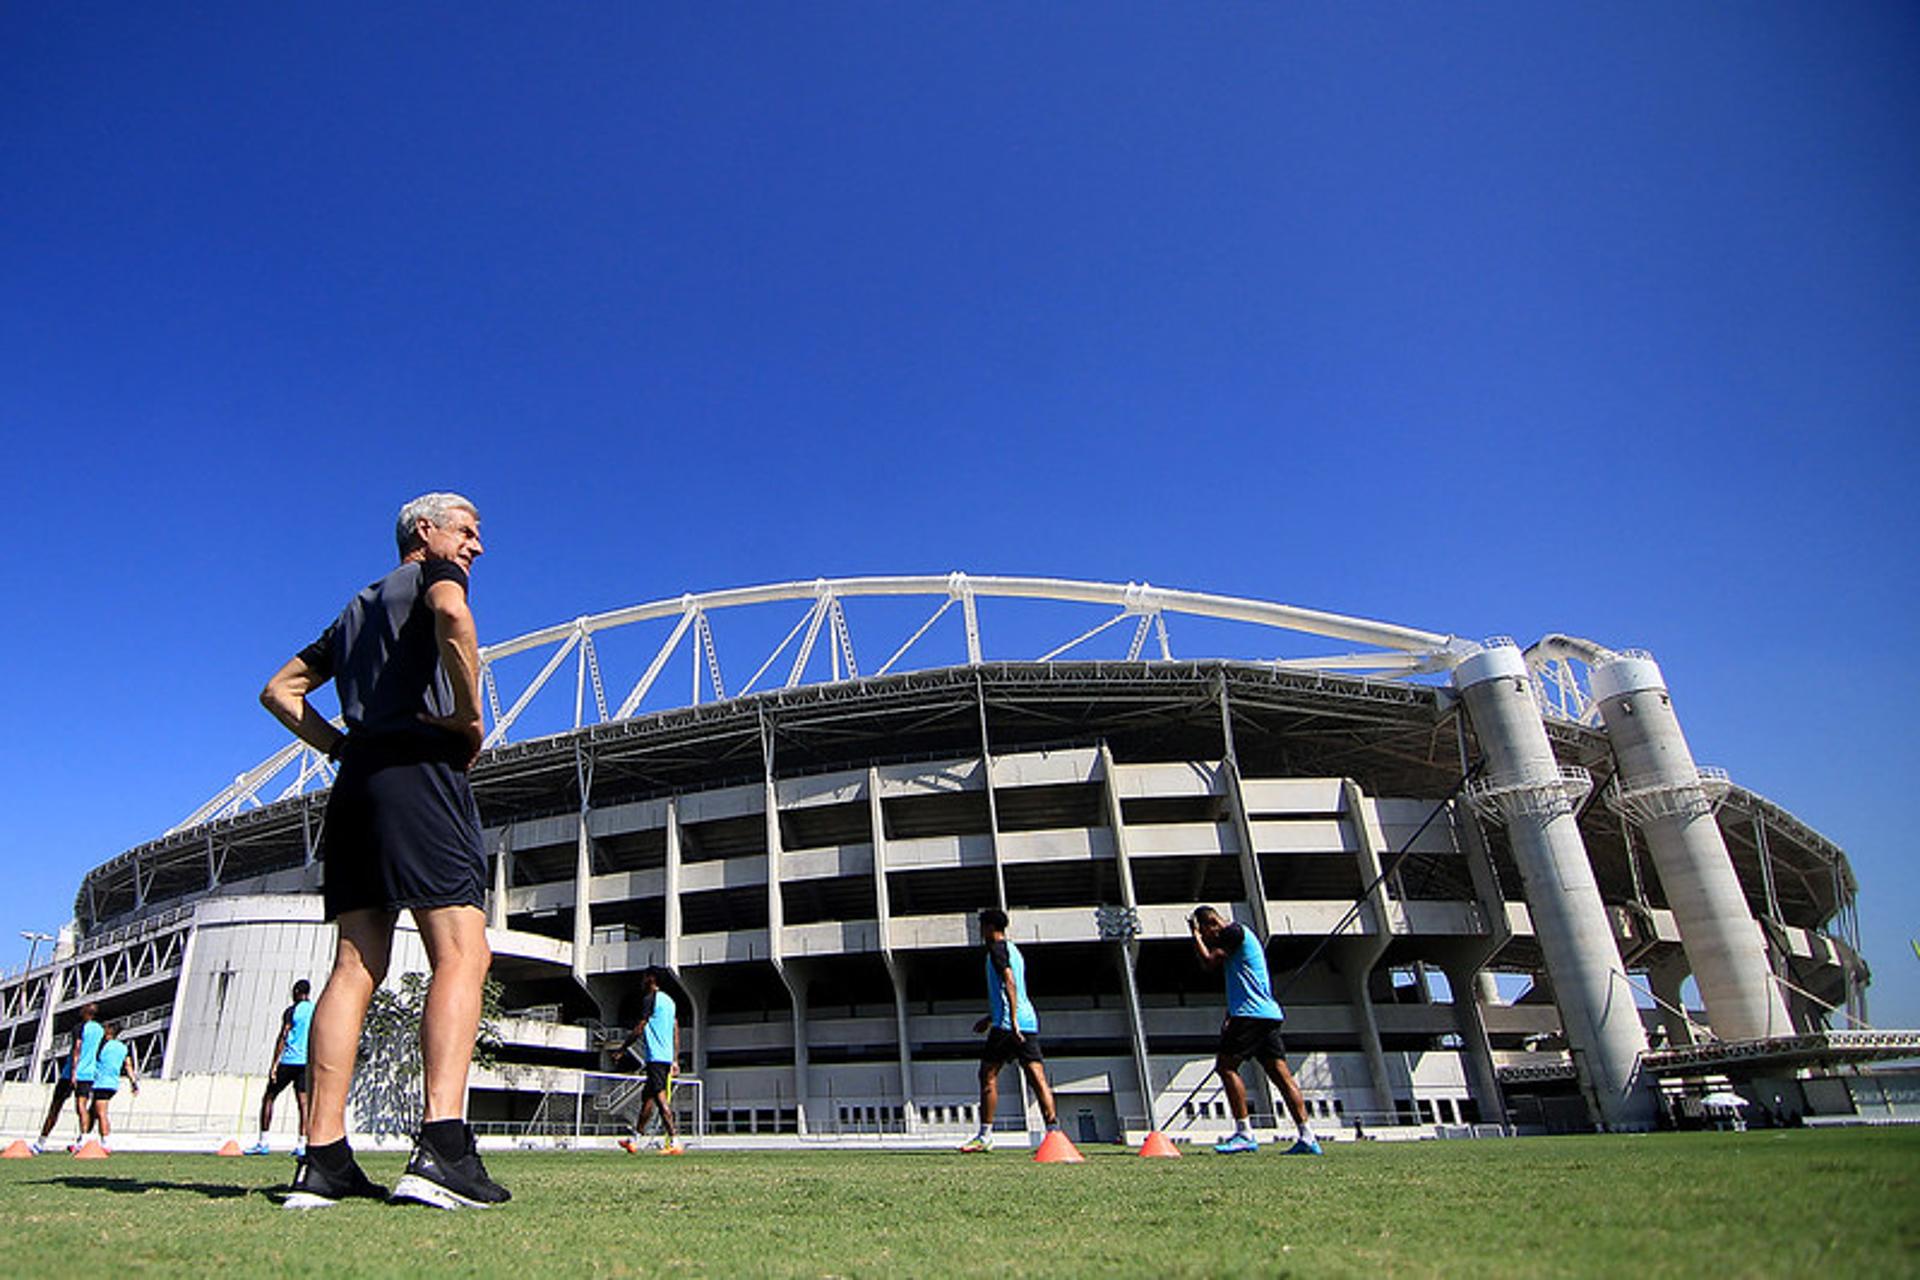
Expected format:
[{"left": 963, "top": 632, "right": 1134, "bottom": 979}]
[
  {"left": 2, "top": 1139, "right": 32, "bottom": 1158},
  {"left": 216, "top": 1139, "right": 245, "bottom": 1157},
  {"left": 73, "top": 1139, "right": 109, "bottom": 1159},
  {"left": 1137, "top": 1130, "right": 1181, "bottom": 1158},
  {"left": 1033, "top": 1130, "right": 1085, "bottom": 1163}
]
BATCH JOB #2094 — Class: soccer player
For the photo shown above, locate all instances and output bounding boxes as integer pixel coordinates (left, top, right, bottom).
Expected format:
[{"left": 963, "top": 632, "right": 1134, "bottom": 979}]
[
  {"left": 959, "top": 908, "right": 1060, "bottom": 1152},
  {"left": 248, "top": 979, "right": 316, "bottom": 1155},
  {"left": 615, "top": 969, "right": 682, "bottom": 1155},
  {"left": 261, "top": 492, "right": 508, "bottom": 1210},
  {"left": 67, "top": 1003, "right": 105, "bottom": 1149},
  {"left": 88, "top": 1023, "right": 139, "bottom": 1150},
  {"left": 1189, "top": 905, "right": 1320, "bottom": 1155}
]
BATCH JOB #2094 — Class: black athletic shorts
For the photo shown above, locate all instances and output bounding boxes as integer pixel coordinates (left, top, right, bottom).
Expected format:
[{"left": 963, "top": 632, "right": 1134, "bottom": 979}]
[
  {"left": 641, "top": 1062, "right": 672, "bottom": 1097},
  {"left": 268, "top": 1062, "right": 309, "bottom": 1092},
  {"left": 980, "top": 1027, "right": 1045, "bottom": 1068},
  {"left": 321, "top": 735, "right": 486, "bottom": 921},
  {"left": 1217, "top": 1016, "right": 1287, "bottom": 1063},
  {"left": 91, "top": 1088, "right": 118, "bottom": 1102},
  {"left": 73, "top": 1081, "right": 94, "bottom": 1100}
]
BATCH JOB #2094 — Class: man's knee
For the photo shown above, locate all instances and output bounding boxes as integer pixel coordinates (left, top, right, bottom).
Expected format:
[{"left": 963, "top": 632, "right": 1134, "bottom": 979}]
[{"left": 1215, "top": 1055, "right": 1241, "bottom": 1076}]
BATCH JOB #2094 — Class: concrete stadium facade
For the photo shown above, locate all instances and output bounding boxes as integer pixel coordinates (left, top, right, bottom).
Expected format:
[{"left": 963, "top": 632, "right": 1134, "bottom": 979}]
[{"left": 0, "top": 577, "right": 1881, "bottom": 1142}]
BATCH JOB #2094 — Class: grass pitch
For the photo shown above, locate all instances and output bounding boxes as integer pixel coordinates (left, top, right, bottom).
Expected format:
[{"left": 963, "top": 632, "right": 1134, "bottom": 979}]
[{"left": 2, "top": 1129, "right": 1915, "bottom": 1277}]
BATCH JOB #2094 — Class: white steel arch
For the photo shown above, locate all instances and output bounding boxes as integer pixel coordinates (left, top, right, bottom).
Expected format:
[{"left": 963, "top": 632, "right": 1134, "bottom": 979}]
[{"left": 175, "top": 572, "right": 1483, "bottom": 832}]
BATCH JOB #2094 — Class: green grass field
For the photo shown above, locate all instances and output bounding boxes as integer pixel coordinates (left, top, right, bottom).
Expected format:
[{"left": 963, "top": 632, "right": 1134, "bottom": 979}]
[{"left": 3, "top": 1129, "right": 1915, "bottom": 1277}]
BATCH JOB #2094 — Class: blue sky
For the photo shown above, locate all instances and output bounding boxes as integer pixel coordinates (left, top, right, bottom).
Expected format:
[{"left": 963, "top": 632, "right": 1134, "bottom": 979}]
[{"left": 2, "top": 5, "right": 1915, "bottom": 1023}]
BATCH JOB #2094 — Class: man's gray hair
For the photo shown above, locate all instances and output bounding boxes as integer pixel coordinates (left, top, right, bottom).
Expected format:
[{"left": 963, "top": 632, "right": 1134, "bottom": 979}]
[{"left": 395, "top": 492, "right": 479, "bottom": 556}]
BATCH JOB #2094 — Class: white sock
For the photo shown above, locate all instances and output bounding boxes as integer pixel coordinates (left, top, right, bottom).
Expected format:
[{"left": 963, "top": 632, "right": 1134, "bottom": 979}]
[
  {"left": 1296, "top": 1119, "right": 1315, "bottom": 1141},
  {"left": 1234, "top": 1118, "right": 1253, "bottom": 1138}
]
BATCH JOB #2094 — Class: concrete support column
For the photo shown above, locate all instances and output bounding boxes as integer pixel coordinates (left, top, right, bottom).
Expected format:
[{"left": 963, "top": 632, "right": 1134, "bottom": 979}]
[
  {"left": 1444, "top": 963, "right": 1508, "bottom": 1127},
  {"left": 870, "top": 767, "right": 918, "bottom": 1131},
  {"left": 974, "top": 674, "right": 1008, "bottom": 911},
  {"left": 1098, "top": 742, "right": 1157, "bottom": 1131},
  {"left": 761, "top": 713, "right": 808, "bottom": 1134},
  {"left": 664, "top": 799, "right": 683, "bottom": 974},
  {"left": 487, "top": 829, "right": 512, "bottom": 932},
  {"left": 1347, "top": 970, "right": 1397, "bottom": 1122},
  {"left": 1592, "top": 654, "right": 1791, "bottom": 1041},
  {"left": 1454, "top": 643, "right": 1654, "bottom": 1131},
  {"left": 1217, "top": 676, "right": 1272, "bottom": 939},
  {"left": 571, "top": 812, "right": 594, "bottom": 989}
]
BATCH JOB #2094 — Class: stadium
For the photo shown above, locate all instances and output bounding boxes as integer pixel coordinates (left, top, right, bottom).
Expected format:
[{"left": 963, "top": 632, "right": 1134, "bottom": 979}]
[{"left": 1, "top": 574, "right": 1911, "bottom": 1146}]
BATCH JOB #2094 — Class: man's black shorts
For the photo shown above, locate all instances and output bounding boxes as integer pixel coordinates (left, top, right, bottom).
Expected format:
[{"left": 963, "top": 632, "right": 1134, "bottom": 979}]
[
  {"left": 321, "top": 740, "right": 485, "bottom": 921},
  {"left": 1217, "top": 1016, "right": 1287, "bottom": 1064},
  {"left": 73, "top": 1081, "right": 94, "bottom": 1100},
  {"left": 641, "top": 1062, "right": 672, "bottom": 1098},
  {"left": 91, "top": 1088, "right": 118, "bottom": 1103},
  {"left": 980, "top": 1027, "right": 1045, "bottom": 1068},
  {"left": 268, "top": 1062, "right": 309, "bottom": 1093}
]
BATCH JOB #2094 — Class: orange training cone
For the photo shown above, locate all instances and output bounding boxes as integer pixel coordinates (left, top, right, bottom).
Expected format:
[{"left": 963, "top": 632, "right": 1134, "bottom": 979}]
[
  {"left": 1137, "top": 1130, "right": 1181, "bottom": 1158},
  {"left": 1033, "top": 1130, "right": 1085, "bottom": 1163},
  {"left": 2, "top": 1140, "right": 33, "bottom": 1158},
  {"left": 216, "top": 1139, "right": 245, "bottom": 1157},
  {"left": 73, "top": 1139, "right": 109, "bottom": 1159}
]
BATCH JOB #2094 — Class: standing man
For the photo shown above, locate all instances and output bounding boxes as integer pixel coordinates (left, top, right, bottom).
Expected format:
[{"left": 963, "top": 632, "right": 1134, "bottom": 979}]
[
  {"left": 248, "top": 979, "right": 316, "bottom": 1156},
  {"left": 615, "top": 969, "right": 682, "bottom": 1155},
  {"left": 1189, "top": 905, "right": 1320, "bottom": 1155},
  {"left": 261, "top": 492, "right": 508, "bottom": 1211},
  {"left": 959, "top": 908, "right": 1060, "bottom": 1152},
  {"left": 67, "top": 1003, "right": 104, "bottom": 1150},
  {"left": 87, "top": 1023, "right": 138, "bottom": 1151}
]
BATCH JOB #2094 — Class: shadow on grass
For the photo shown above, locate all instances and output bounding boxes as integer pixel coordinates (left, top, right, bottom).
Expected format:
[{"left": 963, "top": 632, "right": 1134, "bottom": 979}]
[{"left": 34, "top": 1174, "right": 265, "bottom": 1201}]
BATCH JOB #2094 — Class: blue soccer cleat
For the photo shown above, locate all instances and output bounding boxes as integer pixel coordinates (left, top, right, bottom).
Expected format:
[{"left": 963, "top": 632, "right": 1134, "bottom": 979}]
[
  {"left": 244, "top": 1141, "right": 271, "bottom": 1156},
  {"left": 1284, "top": 1136, "right": 1323, "bottom": 1155},
  {"left": 1213, "top": 1132, "right": 1260, "bottom": 1154}
]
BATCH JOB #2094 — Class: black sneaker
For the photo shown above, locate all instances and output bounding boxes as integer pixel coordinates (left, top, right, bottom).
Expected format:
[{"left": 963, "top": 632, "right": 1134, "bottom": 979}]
[
  {"left": 283, "top": 1150, "right": 389, "bottom": 1210},
  {"left": 389, "top": 1123, "right": 510, "bottom": 1210}
]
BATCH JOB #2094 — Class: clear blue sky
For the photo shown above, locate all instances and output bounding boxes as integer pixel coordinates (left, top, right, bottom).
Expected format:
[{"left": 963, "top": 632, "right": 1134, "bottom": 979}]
[{"left": 3, "top": 5, "right": 1915, "bottom": 1023}]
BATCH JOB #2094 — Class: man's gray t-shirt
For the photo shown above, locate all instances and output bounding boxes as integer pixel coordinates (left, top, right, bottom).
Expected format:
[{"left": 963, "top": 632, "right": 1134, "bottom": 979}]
[{"left": 300, "top": 559, "right": 469, "bottom": 747}]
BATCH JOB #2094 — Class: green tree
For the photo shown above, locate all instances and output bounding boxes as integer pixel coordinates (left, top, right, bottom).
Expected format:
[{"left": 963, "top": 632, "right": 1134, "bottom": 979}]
[{"left": 349, "top": 972, "right": 505, "bottom": 1136}]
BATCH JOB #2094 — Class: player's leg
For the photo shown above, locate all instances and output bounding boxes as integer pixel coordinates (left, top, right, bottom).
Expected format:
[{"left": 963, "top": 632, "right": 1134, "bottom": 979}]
[
  {"left": 415, "top": 903, "right": 490, "bottom": 1124},
  {"left": 293, "top": 1073, "right": 313, "bottom": 1152},
  {"left": 74, "top": 1084, "right": 94, "bottom": 1138},
  {"left": 1212, "top": 1049, "right": 1258, "bottom": 1153},
  {"left": 390, "top": 902, "right": 508, "bottom": 1209},
  {"left": 658, "top": 1086, "right": 680, "bottom": 1151},
  {"left": 93, "top": 1096, "right": 110, "bottom": 1144},
  {"left": 35, "top": 1081, "right": 69, "bottom": 1152},
  {"left": 306, "top": 908, "right": 396, "bottom": 1147},
  {"left": 962, "top": 1057, "right": 999, "bottom": 1151},
  {"left": 1020, "top": 1058, "right": 1060, "bottom": 1129},
  {"left": 1259, "top": 1054, "right": 1320, "bottom": 1154},
  {"left": 255, "top": 1069, "right": 289, "bottom": 1152}
]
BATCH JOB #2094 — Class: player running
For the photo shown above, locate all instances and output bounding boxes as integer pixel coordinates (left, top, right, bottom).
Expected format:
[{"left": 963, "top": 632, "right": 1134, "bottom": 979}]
[
  {"left": 959, "top": 908, "right": 1061, "bottom": 1152},
  {"left": 87, "top": 1023, "right": 139, "bottom": 1151},
  {"left": 249, "top": 980, "right": 316, "bottom": 1155},
  {"left": 615, "top": 969, "right": 683, "bottom": 1155},
  {"left": 1190, "top": 905, "right": 1319, "bottom": 1155}
]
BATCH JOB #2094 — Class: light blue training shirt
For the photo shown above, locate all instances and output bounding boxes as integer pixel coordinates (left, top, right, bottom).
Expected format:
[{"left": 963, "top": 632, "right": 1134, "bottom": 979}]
[
  {"left": 641, "top": 990, "right": 677, "bottom": 1064},
  {"left": 76, "top": 1020, "right": 105, "bottom": 1082},
  {"left": 985, "top": 939, "right": 1039, "bottom": 1033},
  {"left": 93, "top": 1039, "right": 131, "bottom": 1092},
  {"left": 281, "top": 998, "right": 315, "bottom": 1066},
  {"left": 1221, "top": 923, "right": 1285, "bottom": 1021}
]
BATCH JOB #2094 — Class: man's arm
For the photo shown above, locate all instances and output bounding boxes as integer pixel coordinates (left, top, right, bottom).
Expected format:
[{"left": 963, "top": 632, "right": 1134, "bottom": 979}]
[
  {"left": 260, "top": 654, "right": 346, "bottom": 758},
  {"left": 419, "top": 578, "right": 484, "bottom": 765},
  {"left": 1000, "top": 966, "right": 1025, "bottom": 1041},
  {"left": 1190, "top": 919, "right": 1226, "bottom": 972},
  {"left": 270, "top": 1010, "right": 292, "bottom": 1073}
]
